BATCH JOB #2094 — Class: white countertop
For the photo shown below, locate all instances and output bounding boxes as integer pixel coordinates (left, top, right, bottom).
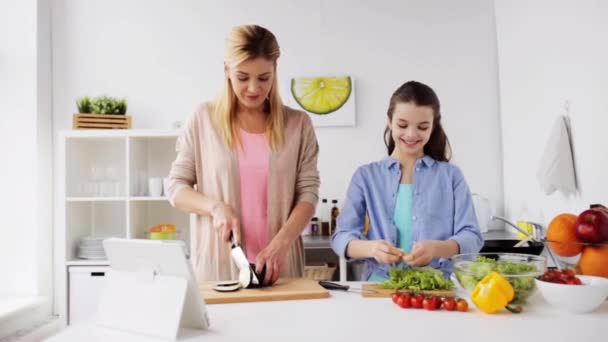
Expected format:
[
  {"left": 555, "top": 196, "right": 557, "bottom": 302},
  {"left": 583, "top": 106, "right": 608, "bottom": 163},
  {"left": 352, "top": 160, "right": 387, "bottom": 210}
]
[{"left": 47, "top": 282, "right": 607, "bottom": 342}]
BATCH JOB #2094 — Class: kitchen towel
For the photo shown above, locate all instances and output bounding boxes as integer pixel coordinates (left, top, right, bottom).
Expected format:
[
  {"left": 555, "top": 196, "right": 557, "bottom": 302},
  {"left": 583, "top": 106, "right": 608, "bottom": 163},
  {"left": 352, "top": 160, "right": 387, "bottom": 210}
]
[{"left": 536, "top": 115, "right": 577, "bottom": 195}]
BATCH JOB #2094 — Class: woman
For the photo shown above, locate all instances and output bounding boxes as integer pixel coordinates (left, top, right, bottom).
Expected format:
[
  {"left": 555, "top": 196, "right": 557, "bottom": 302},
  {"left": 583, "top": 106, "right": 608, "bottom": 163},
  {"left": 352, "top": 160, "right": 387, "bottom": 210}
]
[
  {"left": 331, "top": 80, "right": 483, "bottom": 280},
  {"left": 167, "top": 25, "right": 320, "bottom": 285}
]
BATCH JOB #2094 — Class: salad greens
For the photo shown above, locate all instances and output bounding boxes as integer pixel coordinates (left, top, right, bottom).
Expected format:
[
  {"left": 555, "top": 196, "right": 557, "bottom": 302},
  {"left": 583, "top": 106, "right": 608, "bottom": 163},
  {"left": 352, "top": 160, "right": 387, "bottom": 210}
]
[
  {"left": 381, "top": 267, "right": 454, "bottom": 291},
  {"left": 455, "top": 256, "right": 538, "bottom": 303}
]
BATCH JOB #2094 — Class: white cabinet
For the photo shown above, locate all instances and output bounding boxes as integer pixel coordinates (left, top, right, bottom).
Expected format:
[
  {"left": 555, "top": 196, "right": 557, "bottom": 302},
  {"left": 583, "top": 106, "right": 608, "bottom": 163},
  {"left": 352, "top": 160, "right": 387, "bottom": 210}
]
[
  {"left": 68, "top": 266, "right": 108, "bottom": 325},
  {"left": 56, "top": 130, "right": 190, "bottom": 325}
]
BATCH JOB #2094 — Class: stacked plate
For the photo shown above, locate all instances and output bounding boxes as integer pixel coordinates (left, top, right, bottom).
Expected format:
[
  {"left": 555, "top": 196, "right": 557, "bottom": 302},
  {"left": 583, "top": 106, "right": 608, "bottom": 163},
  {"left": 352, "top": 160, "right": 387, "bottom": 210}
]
[{"left": 77, "top": 236, "right": 107, "bottom": 260}]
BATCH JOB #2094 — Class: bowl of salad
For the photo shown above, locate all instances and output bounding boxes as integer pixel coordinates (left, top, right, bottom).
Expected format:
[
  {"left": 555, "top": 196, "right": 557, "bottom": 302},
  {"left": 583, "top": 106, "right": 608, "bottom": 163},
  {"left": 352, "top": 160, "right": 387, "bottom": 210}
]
[{"left": 452, "top": 253, "right": 547, "bottom": 304}]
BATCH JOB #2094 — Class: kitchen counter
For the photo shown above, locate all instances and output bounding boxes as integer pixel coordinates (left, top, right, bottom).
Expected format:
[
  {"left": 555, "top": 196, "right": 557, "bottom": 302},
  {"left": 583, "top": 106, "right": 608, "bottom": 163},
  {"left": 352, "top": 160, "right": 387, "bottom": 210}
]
[{"left": 47, "top": 283, "right": 607, "bottom": 342}]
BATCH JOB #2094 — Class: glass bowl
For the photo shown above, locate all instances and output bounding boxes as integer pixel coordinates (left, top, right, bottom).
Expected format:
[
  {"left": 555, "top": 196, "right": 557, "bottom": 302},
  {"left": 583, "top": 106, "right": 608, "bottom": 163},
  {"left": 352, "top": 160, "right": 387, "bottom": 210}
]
[{"left": 452, "top": 253, "right": 547, "bottom": 304}]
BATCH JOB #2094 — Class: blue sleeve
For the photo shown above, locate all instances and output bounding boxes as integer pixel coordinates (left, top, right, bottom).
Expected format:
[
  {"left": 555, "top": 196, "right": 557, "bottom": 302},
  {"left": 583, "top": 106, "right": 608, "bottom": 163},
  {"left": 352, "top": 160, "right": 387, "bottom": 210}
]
[
  {"left": 448, "top": 166, "right": 484, "bottom": 254},
  {"left": 331, "top": 168, "right": 367, "bottom": 259}
]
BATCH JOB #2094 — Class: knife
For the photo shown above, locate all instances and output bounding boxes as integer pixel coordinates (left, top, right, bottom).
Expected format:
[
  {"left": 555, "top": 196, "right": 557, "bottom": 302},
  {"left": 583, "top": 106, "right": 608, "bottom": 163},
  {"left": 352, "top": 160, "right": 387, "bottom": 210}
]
[
  {"left": 318, "top": 281, "right": 378, "bottom": 294},
  {"left": 229, "top": 232, "right": 260, "bottom": 285}
]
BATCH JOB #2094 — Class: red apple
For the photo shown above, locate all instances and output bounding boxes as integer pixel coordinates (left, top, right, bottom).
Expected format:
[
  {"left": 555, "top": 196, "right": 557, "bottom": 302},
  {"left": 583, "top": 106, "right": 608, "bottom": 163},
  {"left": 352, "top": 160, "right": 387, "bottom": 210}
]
[{"left": 575, "top": 208, "right": 608, "bottom": 243}]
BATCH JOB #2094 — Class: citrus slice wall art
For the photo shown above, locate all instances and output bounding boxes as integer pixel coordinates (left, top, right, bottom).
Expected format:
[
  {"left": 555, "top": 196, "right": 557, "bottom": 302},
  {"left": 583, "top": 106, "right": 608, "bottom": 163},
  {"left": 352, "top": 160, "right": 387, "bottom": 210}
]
[{"left": 289, "top": 76, "right": 356, "bottom": 127}]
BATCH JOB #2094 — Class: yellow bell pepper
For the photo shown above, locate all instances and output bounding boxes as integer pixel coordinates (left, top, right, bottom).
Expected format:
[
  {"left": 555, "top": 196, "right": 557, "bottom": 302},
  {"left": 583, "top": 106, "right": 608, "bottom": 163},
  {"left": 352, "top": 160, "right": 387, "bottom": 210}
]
[{"left": 471, "top": 272, "right": 515, "bottom": 314}]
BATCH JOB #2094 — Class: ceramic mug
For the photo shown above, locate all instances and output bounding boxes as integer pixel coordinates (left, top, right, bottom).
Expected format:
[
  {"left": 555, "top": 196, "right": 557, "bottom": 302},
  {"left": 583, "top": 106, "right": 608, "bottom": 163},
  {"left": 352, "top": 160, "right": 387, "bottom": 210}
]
[
  {"left": 148, "top": 177, "right": 163, "bottom": 197},
  {"left": 162, "top": 177, "right": 170, "bottom": 197}
]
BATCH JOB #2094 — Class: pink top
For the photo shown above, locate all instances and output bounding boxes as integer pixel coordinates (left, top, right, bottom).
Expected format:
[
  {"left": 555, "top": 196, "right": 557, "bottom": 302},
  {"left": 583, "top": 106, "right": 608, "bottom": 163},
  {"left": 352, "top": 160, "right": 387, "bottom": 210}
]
[{"left": 236, "top": 128, "right": 270, "bottom": 263}]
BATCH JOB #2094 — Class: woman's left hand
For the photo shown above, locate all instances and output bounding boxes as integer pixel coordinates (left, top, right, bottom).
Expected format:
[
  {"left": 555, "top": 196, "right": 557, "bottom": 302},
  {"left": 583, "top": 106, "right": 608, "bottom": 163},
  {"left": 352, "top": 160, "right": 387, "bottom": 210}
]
[
  {"left": 255, "top": 238, "right": 290, "bottom": 286},
  {"left": 401, "top": 241, "right": 436, "bottom": 267}
]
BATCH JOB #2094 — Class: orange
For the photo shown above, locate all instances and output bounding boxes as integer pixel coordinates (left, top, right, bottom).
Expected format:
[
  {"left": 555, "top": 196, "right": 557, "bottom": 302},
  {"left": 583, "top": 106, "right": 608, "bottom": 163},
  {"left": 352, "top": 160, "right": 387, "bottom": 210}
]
[
  {"left": 546, "top": 213, "right": 583, "bottom": 257},
  {"left": 578, "top": 245, "right": 608, "bottom": 277}
]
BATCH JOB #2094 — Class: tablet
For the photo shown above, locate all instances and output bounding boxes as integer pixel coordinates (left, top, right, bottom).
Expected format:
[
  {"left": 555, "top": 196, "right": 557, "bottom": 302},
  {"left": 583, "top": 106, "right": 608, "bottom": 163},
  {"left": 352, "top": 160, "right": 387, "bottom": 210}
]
[{"left": 100, "top": 238, "right": 210, "bottom": 336}]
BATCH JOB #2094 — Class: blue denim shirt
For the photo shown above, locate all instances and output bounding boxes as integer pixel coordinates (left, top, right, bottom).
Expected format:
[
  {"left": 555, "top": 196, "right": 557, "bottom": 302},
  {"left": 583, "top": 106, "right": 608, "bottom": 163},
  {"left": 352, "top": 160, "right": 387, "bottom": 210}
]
[{"left": 331, "top": 156, "right": 483, "bottom": 280}]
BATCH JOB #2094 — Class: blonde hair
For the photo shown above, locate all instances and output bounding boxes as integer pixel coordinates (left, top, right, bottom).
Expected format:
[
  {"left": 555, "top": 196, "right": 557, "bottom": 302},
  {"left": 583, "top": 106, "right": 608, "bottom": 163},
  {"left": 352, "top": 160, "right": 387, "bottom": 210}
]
[{"left": 213, "top": 24, "right": 284, "bottom": 150}]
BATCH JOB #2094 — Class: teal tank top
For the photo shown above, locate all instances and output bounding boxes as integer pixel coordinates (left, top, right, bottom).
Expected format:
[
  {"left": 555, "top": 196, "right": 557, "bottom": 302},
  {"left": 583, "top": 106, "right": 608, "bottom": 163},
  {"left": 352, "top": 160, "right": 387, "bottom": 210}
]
[{"left": 368, "top": 184, "right": 413, "bottom": 282}]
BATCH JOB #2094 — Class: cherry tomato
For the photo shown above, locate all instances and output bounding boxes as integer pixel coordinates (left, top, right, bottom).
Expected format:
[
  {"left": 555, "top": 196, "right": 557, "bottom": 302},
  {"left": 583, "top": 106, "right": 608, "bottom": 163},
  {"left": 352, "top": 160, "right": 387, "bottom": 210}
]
[
  {"left": 563, "top": 269, "right": 576, "bottom": 278},
  {"left": 422, "top": 297, "right": 437, "bottom": 310},
  {"left": 410, "top": 294, "right": 424, "bottom": 309},
  {"left": 397, "top": 294, "right": 412, "bottom": 308},
  {"left": 392, "top": 293, "right": 401, "bottom": 304},
  {"left": 456, "top": 299, "right": 469, "bottom": 312},
  {"left": 442, "top": 298, "right": 457, "bottom": 311},
  {"left": 567, "top": 277, "right": 582, "bottom": 285}
]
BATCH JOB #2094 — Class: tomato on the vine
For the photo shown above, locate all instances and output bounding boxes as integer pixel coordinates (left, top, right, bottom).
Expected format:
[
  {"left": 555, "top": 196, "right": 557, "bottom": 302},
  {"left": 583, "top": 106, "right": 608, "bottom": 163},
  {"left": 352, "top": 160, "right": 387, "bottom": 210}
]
[
  {"left": 456, "top": 298, "right": 469, "bottom": 312},
  {"left": 397, "top": 294, "right": 412, "bottom": 308},
  {"left": 442, "top": 297, "right": 456, "bottom": 311},
  {"left": 410, "top": 294, "right": 424, "bottom": 309},
  {"left": 392, "top": 293, "right": 401, "bottom": 304}
]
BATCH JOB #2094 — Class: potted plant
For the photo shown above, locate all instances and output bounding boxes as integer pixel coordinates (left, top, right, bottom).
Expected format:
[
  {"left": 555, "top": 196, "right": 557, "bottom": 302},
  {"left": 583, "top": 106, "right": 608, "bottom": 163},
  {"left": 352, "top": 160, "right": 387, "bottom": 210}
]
[{"left": 73, "top": 95, "right": 132, "bottom": 129}]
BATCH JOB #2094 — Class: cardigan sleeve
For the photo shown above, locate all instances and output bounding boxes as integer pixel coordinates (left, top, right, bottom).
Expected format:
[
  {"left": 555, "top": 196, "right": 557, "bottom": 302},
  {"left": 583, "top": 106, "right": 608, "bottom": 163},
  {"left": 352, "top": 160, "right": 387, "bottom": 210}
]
[
  {"left": 166, "top": 106, "right": 202, "bottom": 206},
  {"left": 294, "top": 114, "right": 320, "bottom": 207}
]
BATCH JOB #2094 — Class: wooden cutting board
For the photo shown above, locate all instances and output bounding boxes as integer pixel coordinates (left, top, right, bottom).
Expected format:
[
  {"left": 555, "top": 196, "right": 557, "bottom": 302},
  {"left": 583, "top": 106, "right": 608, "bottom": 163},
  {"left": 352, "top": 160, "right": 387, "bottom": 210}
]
[
  {"left": 200, "top": 278, "right": 329, "bottom": 304},
  {"left": 361, "top": 283, "right": 455, "bottom": 298}
]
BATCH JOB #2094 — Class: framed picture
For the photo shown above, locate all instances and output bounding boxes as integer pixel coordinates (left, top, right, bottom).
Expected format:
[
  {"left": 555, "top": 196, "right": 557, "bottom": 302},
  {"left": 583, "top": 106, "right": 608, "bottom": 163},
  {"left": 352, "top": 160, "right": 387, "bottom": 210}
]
[{"left": 288, "top": 75, "right": 356, "bottom": 127}]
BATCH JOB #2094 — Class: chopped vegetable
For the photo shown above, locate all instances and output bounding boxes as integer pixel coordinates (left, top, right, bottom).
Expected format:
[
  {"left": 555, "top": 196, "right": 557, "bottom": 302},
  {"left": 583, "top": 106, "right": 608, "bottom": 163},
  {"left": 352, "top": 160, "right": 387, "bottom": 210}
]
[{"left": 381, "top": 267, "right": 454, "bottom": 291}]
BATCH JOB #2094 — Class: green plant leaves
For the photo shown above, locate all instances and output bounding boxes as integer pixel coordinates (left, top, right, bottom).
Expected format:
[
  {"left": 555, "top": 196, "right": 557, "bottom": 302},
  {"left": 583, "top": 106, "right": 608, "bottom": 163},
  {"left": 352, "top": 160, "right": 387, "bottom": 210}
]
[{"left": 76, "top": 96, "right": 128, "bottom": 114}]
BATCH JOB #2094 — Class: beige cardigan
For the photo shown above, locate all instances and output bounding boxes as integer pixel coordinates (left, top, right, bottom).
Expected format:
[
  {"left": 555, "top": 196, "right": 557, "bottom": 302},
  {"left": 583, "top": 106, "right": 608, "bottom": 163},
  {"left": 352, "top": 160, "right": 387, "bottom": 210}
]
[{"left": 167, "top": 103, "right": 320, "bottom": 281}]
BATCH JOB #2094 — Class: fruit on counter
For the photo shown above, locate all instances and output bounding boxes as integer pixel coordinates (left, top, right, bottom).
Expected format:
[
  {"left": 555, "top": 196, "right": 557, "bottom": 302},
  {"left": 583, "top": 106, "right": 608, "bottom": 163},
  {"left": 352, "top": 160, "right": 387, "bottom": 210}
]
[
  {"left": 470, "top": 272, "right": 515, "bottom": 314},
  {"left": 442, "top": 297, "right": 457, "bottom": 311},
  {"left": 410, "top": 294, "right": 424, "bottom": 309},
  {"left": 578, "top": 244, "right": 608, "bottom": 278},
  {"left": 422, "top": 296, "right": 441, "bottom": 310},
  {"left": 537, "top": 269, "right": 582, "bottom": 285},
  {"left": 391, "top": 293, "right": 468, "bottom": 312},
  {"left": 546, "top": 213, "right": 583, "bottom": 257},
  {"left": 455, "top": 298, "right": 469, "bottom": 312},
  {"left": 381, "top": 267, "right": 454, "bottom": 291},
  {"left": 575, "top": 208, "right": 608, "bottom": 243}
]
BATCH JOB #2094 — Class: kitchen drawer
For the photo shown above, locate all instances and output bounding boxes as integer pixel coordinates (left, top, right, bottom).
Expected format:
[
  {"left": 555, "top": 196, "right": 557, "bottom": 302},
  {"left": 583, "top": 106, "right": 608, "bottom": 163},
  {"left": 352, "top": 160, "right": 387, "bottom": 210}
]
[{"left": 68, "top": 266, "right": 108, "bottom": 325}]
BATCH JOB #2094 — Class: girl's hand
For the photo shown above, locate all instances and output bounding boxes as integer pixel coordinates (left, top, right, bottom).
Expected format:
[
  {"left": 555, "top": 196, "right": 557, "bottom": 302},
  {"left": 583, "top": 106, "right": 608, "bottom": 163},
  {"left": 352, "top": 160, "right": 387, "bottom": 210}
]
[
  {"left": 369, "top": 240, "right": 404, "bottom": 264},
  {"left": 255, "top": 238, "right": 290, "bottom": 286},
  {"left": 210, "top": 202, "right": 240, "bottom": 243},
  {"left": 401, "top": 241, "right": 436, "bottom": 266}
]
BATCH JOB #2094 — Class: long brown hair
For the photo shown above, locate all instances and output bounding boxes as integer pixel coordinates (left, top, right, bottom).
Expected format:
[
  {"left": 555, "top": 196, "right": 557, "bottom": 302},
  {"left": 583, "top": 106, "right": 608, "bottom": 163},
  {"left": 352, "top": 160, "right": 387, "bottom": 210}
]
[
  {"left": 383, "top": 81, "right": 451, "bottom": 161},
  {"left": 213, "top": 24, "right": 284, "bottom": 150}
]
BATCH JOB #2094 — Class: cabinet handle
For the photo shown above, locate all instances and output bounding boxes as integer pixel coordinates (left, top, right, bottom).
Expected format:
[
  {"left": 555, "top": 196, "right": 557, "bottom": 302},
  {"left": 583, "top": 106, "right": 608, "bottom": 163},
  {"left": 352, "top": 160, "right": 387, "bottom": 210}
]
[{"left": 91, "top": 272, "right": 105, "bottom": 277}]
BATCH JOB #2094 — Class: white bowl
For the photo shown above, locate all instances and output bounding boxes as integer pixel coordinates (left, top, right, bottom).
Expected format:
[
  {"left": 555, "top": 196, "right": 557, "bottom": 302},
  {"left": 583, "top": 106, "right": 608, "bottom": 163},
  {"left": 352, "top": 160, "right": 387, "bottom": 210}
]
[{"left": 535, "top": 275, "right": 608, "bottom": 313}]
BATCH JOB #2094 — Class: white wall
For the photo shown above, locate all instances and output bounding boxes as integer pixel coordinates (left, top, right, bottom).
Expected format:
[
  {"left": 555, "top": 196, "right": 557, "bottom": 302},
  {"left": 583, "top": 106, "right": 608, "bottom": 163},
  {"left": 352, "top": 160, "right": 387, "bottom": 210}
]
[
  {"left": 0, "top": 0, "right": 38, "bottom": 296},
  {"left": 52, "top": 0, "right": 503, "bottom": 221},
  {"left": 495, "top": 0, "right": 608, "bottom": 225}
]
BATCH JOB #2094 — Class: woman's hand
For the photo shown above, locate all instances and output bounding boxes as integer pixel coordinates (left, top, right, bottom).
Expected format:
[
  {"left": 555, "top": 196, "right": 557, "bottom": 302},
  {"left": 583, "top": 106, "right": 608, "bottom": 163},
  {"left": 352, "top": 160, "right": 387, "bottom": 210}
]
[
  {"left": 369, "top": 240, "right": 404, "bottom": 264},
  {"left": 255, "top": 238, "right": 290, "bottom": 286},
  {"left": 209, "top": 202, "right": 240, "bottom": 243},
  {"left": 401, "top": 241, "right": 436, "bottom": 266}
]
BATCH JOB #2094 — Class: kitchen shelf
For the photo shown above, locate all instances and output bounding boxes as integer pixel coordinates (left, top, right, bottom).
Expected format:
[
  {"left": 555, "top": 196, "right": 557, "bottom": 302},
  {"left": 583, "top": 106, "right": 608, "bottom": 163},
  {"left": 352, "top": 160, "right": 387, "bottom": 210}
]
[
  {"left": 128, "top": 196, "right": 169, "bottom": 201},
  {"left": 56, "top": 129, "right": 188, "bottom": 326},
  {"left": 66, "top": 197, "right": 127, "bottom": 202},
  {"left": 66, "top": 260, "right": 110, "bottom": 266}
]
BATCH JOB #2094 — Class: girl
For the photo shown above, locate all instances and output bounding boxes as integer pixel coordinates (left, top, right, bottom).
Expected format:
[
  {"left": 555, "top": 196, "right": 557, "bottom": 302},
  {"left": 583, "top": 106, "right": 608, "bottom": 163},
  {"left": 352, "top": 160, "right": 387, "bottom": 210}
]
[
  {"left": 331, "top": 81, "right": 483, "bottom": 280},
  {"left": 167, "top": 25, "right": 320, "bottom": 285}
]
